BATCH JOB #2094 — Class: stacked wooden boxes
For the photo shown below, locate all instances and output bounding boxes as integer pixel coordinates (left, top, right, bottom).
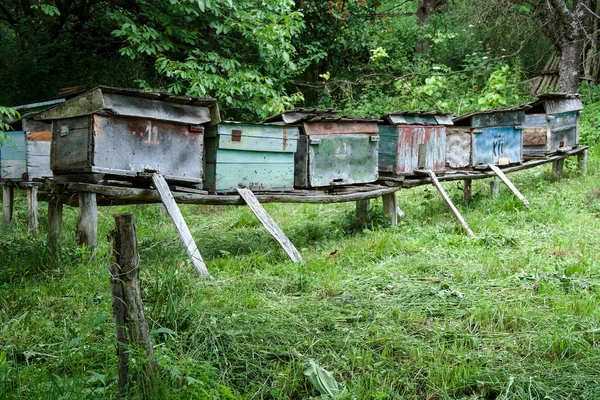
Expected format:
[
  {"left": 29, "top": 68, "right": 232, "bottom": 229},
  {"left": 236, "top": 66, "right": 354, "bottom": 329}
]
[
  {"left": 204, "top": 122, "right": 299, "bottom": 193},
  {"left": 0, "top": 99, "right": 66, "bottom": 182},
  {"left": 263, "top": 109, "right": 380, "bottom": 188},
  {"left": 522, "top": 93, "right": 583, "bottom": 157},
  {"left": 35, "top": 86, "right": 220, "bottom": 185},
  {"left": 447, "top": 106, "right": 528, "bottom": 169},
  {"left": 378, "top": 111, "right": 453, "bottom": 176}
]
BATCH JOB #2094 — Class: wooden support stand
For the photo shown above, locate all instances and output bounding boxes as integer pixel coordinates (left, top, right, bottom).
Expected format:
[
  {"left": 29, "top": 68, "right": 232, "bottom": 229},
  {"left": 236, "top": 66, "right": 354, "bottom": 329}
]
[
  {"left": 490, "top": 181, "right": 500, "bottom": 197},
  {"left": 26, "top": 185, "right": 38, "bottom": 233},
  {"left": 2, "top": 185, "right": 14, "bottom": 229},
  {"left": 578, "top": 148, "right": 588, "bottom": 175},
  {"left": 76, "top": 192, "right": 98, "bottom": 250},
  {"left": 48, "top": 198, "right": 63, "bottom": 257},
  {"left": 552, "top": 159, "right": 564, "bottom": 179},
  {"left": 151, "top": 173, "right": 208, "bottom": 276},
  {"left": 427, "top": 170, "right": 475, "bottom": 237},
  {"left": 109, "top": 212, "right": 157, "bottom": 397},
  {"left": 236, "top": 188, "right": 303, "bottom": 263},
  {"left": 463, "top": 179, "right": 472, "bottom": 204},
  {"left": 488, "top": 164, "right": 530, "bottom": 208},
  {"left": 382, "top": 193, "right": 398, "bottom": 226},
  {"left": 356, "top": 199, "right": 371, "bottom": 229}
]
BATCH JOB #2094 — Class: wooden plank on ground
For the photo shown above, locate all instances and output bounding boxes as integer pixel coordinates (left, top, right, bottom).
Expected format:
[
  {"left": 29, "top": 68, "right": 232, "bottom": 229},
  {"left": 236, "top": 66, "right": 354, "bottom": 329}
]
[
  {"left": 426, "top": 170, "right": 475, "bottom": 237},
  {"left": 488, "top": 164, "right": 530, "bottom": 208},
  {"left": 151, "top": 173, "right": 208, "bottom": 276},
  {"left": 236, "top": 187, "right": 303, "bottom": 263}
]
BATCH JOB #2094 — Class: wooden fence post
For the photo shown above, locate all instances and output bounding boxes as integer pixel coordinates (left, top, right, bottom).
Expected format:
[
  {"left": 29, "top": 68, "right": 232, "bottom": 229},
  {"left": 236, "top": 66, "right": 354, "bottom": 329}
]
[
  {"left": 382, "top": 193, "right": 398, "bottom": 226},
  {"left": 48, "top": 198, "right": 63, "bottom": 257},
  {"left": 2, "top": 184, "right": 14, "bottom": 229},
  {"left": 578, "top": 148, "right": 588, "bottom": 175},
  {"left": 552, "top": 159, "right": 564, "bottom": 179},
  {"left": 463, "top": 179, "right": 472, "bottom": 204},
  {"left": 356, "top": 199, "right": 371, "bottom": 229},
  {"left": 26, "top": 185, "right": 38, "bottom": 233},
  {"left": 490, "top": 180, "right": 500, "bottom": 197},
  {"left": 109, "top": 212, "right": 157, "bottom": 396}
]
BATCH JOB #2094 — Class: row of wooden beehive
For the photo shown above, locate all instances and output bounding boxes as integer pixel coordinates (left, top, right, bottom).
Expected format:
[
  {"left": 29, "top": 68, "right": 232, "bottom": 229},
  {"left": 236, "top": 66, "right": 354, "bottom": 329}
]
[{"left": 1, "top": 87, "right": 582, "bottom": 192}]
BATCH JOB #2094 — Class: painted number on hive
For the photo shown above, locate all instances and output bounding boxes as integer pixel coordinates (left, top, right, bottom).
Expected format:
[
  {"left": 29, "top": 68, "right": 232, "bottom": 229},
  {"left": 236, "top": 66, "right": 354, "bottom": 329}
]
[{"left": 144, "top": 123, "right": 160, "bottom": 145}]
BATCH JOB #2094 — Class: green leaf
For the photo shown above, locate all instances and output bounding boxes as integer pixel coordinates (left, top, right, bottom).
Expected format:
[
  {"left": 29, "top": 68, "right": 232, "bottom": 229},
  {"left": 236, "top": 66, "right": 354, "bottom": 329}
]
[{"left": 303, "top": 359, "right": 347, "bottom": 398}]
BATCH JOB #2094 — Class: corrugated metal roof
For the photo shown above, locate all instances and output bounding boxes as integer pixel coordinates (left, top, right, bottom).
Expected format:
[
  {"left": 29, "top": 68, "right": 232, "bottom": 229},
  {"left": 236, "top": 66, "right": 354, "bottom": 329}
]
[{"left": 93, "top": 86, "right": 217, "bottom": 107}]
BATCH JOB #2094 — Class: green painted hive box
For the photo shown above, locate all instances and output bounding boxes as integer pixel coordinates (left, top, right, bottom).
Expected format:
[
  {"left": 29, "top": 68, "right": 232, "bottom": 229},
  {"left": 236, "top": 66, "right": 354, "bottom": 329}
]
[
  {"left": 204, "top": 122, "right": 300, "bottom": 193},
  {"left": 263, "top": 109, "right": 381, "bottom": 188}
]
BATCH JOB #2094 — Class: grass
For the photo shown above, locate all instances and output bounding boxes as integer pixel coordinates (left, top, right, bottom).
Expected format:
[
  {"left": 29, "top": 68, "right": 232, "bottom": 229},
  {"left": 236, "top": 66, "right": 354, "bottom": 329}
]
[{"left": 2, "top": 148, "right": 600, "bottom": 399}]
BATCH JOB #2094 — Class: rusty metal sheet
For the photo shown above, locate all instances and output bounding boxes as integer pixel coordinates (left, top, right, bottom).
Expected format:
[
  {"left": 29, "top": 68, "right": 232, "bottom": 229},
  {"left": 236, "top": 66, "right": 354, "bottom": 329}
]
[
  {"left": 386, "top": 125, "right": 445, "bottom": 175},
  {"left": 302, "top": 122, "right": 379, "bottom": 135}
]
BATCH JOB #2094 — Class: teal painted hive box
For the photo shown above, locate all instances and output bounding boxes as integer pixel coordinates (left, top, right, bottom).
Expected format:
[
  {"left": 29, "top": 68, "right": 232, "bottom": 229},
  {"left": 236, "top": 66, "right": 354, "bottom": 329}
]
[
  {"left": 263, "top": 109, "right": 381, "bottom": 188},
  {"left": 204, "top": 122, "right": 299, "bottom": 193},
  {"left": 522, "top": 93, "right": 582, "bottom": 156},
  {"left": 378, "top": 111, "right": 453, "bottom": 176}
]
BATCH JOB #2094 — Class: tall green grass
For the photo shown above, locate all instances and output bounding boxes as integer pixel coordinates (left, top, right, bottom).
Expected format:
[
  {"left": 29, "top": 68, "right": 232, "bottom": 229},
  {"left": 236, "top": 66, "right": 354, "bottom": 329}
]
[{"left": 2, "top": 147, "right": 600, "bottom": 399}]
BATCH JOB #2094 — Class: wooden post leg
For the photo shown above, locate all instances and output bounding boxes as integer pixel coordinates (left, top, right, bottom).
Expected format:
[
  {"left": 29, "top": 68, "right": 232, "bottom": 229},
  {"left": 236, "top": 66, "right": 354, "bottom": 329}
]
[
  {"left": 356, "top": 199, "right": 371, "bottom": 229},
  {"left": 490, "top": 180, "right": 500, "bottom": 197},
  {"left": 427, "top": 170, "right": 475, "bottom": 237},
  {"left": 27, "top": 186, "right": 39, "bottom": 233},
  {"left": 552, "top": 158, "right": 564, "bottom": 179},
  {"left": 48, "top": 198, "right": 64, "bottom": 257},
  {"left": 463, "top": 179, "right": 472, "bottom": 204},
  {"left": 382, "top": 193, "right": 398, "bottom": 226},
  {"left": 76, "top": 192, "right": 98, "bottom": 250},
  {"left": 2, "top": 184, "right": 14, "bottom": 229},
  {"left": 577, "top": 149, "right": 588, "bottom": 175},
  {"left": 488, "top": 164, "right": 530, "bottom": 208}
]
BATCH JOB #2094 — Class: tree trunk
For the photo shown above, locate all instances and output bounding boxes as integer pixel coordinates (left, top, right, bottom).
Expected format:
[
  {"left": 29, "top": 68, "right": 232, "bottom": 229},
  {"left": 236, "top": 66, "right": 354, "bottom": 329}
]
[{"left": 416, "top": 0, "right": 446, "bottom": 53}]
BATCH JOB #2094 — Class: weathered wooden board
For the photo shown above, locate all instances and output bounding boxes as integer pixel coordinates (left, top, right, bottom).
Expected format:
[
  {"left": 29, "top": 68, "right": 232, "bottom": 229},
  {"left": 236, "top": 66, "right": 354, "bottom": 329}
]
[
  {"left": 488, "top": 164, "right": 530, "bottom": 208},
  {"left": 446, "top": 127, "right": 472, "bottom": 169},
  {"left": 427, "top": 170, "right": 474, "bottom": 237},
  {"left": 151, "top": 173, "right": 208, "bottom": 276},
  {"left": 302, "top": 122, "right": 379, "bottom": 135},
  {"left": 295, "top": 133, "right": 379, "bottom": 188},
  {"left": 236, "top": 187, "right": 302, "bottom": 262},
  {"left": 471, "top": 110, "right": 524, "bottom": 128},
  {"left": 51, "top": 115, "right": 204, "bottom": 184},
  {"left": 0, "top": 131, "right": 27, "bottom": 180},
  {"left": 204, "top": 123, "right": 299, "bottom": 192}
]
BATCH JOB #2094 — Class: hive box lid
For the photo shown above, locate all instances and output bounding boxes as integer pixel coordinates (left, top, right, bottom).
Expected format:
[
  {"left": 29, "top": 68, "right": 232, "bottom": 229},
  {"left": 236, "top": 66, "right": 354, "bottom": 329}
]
[
  {"left": 263, "top": 108, "right": 381, "bottom": 125},
  {"left": 35, "top": 86, "right": 221, "bottom": 126},
  {"left": 453, "top": 105, "right": 530, "bottom": 128},
  {"left": 382, "top": 110, "right": 453, "bottom": 126},
  {"left": 526, "top": 93, "right": 583, "bottom": 114}
]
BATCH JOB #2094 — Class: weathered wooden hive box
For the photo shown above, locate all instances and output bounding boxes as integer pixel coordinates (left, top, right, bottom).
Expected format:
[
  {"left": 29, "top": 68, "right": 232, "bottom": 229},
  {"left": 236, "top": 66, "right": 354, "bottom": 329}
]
[
  {"left": 378, "top": 111, "right": 453, "bottom": 176},
  {"left": 263, "top": 109, "right": 380, "bottom": 188},
  {"left": 35, "top": 86, "right": 220, "bottom": 185},
  {"left": 447, "top": 107, "right": 527, "bottom": 169},
  {"left": 204, "top": 122, "right": 299, "bottom": 193},
  {"left": 522, "top": 93, "right": 582, "bottom": 156},
  {"left": 0, "top": 99, "right": 68, "bottom": 182}
]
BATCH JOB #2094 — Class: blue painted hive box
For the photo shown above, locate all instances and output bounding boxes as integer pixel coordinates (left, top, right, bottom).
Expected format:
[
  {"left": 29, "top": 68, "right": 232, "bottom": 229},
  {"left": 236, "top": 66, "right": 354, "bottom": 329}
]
[
  {"left": 522, "top": 93, "right": 582, "bottom": 156},
  {"left": 0, "top": 98, "right": 68, "bottom": 182},
  {"left": 447, "top": 107, "right": 527, "bottom": 169},
  {"left": 264, "top": 109, "right": 380, "bottom": 188},
  {"left": 204, "top": 122, "right": 299, "bottom": 193},
  {"left": 35, "top": 86, "right": 220, "bottom": 185},
  {"left": 378, "top": 111, "right": 453, "bottom": 176}
]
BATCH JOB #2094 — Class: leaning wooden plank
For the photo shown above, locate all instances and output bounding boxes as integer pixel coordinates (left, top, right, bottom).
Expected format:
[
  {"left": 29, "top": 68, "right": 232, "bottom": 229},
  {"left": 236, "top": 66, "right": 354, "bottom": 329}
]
[
  {"left": 151, "top": 173, "right": 208, "bottom": 276},
  {"left": 236, "top": 187, "right": 303, "bottom": 263},
  {"left": 426, "top": 170, "right": 475, "bottom": 237},
  {"left": 488, "top": 164, "right": 530, "bottom": 208}
]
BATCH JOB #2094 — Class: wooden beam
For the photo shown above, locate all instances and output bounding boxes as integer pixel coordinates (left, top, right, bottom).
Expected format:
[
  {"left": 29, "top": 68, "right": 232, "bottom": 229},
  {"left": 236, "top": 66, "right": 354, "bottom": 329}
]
[
  {"left": 382, "top": 193, "right": 398, "bottom": 226},
  {"left": 48, "top": 198, "right": 63, "bottom": 257},
  {"left": 2, "top": 184, "right": 14, "bottom": 229},
  {"left": 463, "top": 179, "right": 472, "bottom": 204},
  {"left": 578, "top": 148, "right": 588, "bottom": 175},
  {"left": 488, "top": 164, "right": 530, "bottom": 208},
  {"left": 76, "top": 192, "right": 98, "bottom": 250},
  {"left": 552, "top": 158, "right": 564, "bottom": 179},
  {"left": 151, "top": 173, "right": 208, "bottom": 276},
  {"left": 490, "top": 181, "right": 500, "bottom": 197},
  {"left": 426, "top": 170, "right": 475, "bottom": 237},
  {"left": 356, "top": 199, "right": 371, "bottom": 229},
  {"left": 26, "top": 186, "right": 38, "bottom": 233},
  {"left": 236, "top": 188, "right": 303, "bottom": 263}
]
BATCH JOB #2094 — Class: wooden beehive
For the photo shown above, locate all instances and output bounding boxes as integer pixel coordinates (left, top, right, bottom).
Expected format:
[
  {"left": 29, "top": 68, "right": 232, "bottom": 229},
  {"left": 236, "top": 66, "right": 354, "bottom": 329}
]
[
  {"left": 522, "top": 93, "right": 583, "bottom": 156},
  {"left": 0, "top": 99, "right": 68, "bottom": 182},
  {"left": 204, "top": 122, "right": 299, "bottom": 193},
  {"left": 35, "top": 86, "right": 220, "bottom": 185},
  {"left": 378, "top": 111, "right": 453, "bottom": 176},
  {"left": 447, "top": 107, "right": 527, "bottom": 169},
  {"left": 263, "top": 109, "right": 380, "bottom": 188}
]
